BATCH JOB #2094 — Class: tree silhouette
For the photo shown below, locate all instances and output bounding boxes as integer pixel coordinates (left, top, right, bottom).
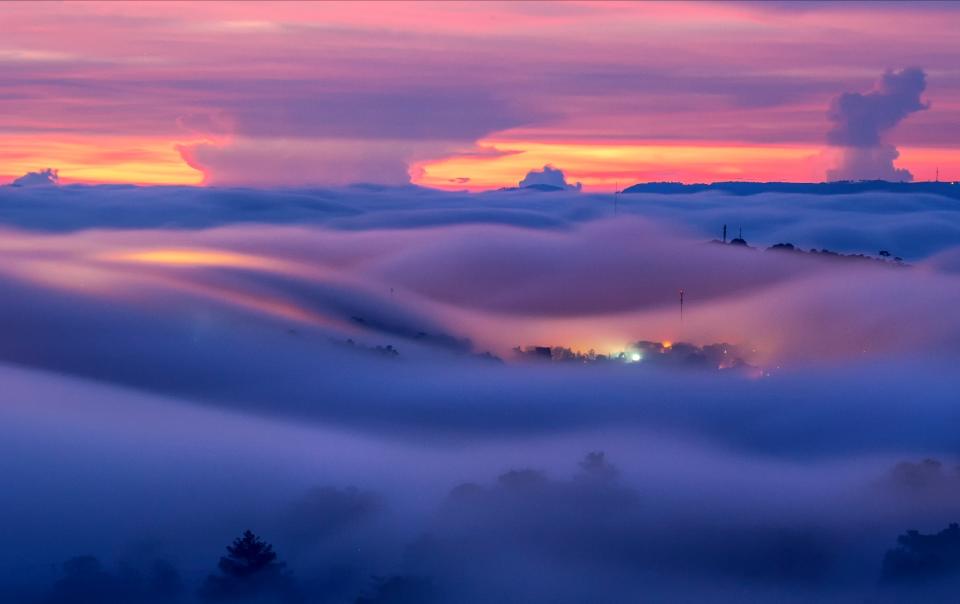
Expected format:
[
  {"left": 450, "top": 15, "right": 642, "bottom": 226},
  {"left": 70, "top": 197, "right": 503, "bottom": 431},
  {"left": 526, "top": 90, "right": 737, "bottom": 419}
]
[
  {"left": 200, "top": 530, "right": 300, "bottom": 602},
  {"left": 882, "top": 522, "right": 960, "bottom": 584},
  {"left": 220, "top": 530, "right": 281, "bottom": 579}
]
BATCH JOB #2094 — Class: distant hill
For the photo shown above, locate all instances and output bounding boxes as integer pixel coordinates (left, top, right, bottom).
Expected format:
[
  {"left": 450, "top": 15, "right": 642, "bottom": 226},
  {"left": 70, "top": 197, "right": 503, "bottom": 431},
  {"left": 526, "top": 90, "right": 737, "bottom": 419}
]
[{"left": 622, "top": 180, "right": 960, "bottom": 199}]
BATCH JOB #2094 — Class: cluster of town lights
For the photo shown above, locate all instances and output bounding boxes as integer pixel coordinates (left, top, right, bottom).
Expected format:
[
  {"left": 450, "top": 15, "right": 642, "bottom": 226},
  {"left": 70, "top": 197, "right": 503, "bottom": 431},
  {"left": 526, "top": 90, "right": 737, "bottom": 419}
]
[{"left": 624, "top": 341, "right": 674, "bottom": 363}]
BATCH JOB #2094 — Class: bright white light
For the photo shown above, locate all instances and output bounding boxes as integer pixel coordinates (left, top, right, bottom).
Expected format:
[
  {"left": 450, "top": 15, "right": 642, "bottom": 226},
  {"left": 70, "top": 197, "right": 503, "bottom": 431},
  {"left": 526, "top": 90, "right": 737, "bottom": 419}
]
[{"left": 630, "top": 353, "right": 641, "bottom": 362}]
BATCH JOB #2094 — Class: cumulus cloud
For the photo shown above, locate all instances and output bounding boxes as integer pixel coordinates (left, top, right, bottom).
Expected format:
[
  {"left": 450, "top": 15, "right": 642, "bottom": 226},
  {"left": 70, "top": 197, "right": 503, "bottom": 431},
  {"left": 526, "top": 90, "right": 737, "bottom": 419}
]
[
  {"left": 176, "top": 138, "right": 418, "bottom": 187},
  {"left": 518, "top": 164, "right": 582, "bottom": 191},
  {"left": 828, "top": 144, "right": 913, "bottom": 182},
  {"left": 10, "top": 168, "right": 59, "bottom": 187},
  {"left": 167, "top": 85, "right": 533, "bottom": 187},
  {"left": 827, "top": 68, "right": 928, "bottom": 148},
  {"left": 826, "top": 68, "right": 929, "bottom": 182}
]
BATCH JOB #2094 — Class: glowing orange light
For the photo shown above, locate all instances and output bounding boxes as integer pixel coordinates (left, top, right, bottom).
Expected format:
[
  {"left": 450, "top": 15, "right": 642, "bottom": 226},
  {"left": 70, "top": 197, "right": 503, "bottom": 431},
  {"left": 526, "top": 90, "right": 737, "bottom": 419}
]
[{"left": 98, "top": 248, "right": 283, "bottom": 270}]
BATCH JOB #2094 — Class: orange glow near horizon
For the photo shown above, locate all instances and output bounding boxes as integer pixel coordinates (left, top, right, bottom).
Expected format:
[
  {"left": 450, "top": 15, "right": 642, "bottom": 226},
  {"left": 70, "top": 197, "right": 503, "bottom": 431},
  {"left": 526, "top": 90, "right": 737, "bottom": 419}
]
[
  {"left": 0, "top": 135, "right": 204, "bottom": 186},
  {"left": 413, "top": 139, "right": 828, "bottom": 192},
  {"left": 5, "top": 133, "right": 960, "bottom": 189},
  {"left": 413, "top": 139, "right": 960, "bottom": 192}
]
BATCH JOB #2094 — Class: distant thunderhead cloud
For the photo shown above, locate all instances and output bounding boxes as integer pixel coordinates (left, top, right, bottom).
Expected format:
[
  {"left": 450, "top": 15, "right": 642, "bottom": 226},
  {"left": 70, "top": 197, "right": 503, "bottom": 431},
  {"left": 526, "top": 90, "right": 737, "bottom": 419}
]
[
  {"left": 11, "top": 168, "right": 59, "bottom": 187},
  {"left": 519, "top": 165, "right": 582, "bottom": 191},
  {"left": 827, "top": 68, "right": 929, "bottom": 182},
  {"left": 828, "top": 68, "right": 928, "bottom": 148}
]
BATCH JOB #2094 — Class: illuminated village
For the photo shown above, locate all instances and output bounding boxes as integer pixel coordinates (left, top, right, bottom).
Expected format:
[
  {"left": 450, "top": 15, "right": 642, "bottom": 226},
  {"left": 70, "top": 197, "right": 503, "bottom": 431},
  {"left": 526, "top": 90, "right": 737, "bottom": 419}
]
[{"left": 514, "top": 340, "right": 759, "bottom": 374}]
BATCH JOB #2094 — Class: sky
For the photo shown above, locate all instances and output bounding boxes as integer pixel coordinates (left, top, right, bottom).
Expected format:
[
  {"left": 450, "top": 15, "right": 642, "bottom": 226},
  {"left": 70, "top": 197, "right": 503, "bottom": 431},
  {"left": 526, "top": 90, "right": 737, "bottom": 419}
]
[{"left": 4, "top": 1, "right": 960, "bottom": 190}]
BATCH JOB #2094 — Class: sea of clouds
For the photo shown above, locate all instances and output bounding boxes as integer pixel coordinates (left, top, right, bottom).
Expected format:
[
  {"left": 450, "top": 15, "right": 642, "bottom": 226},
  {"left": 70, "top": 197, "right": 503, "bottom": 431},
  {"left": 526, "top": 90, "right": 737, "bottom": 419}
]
[{"left": 2, "top": 184, "right": 960, "bottom": 602}]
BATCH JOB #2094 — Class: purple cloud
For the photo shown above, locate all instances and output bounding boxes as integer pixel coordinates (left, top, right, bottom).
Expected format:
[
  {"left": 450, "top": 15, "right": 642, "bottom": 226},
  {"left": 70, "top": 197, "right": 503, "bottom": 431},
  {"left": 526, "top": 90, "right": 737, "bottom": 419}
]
[
  {"left": 519, "top": 165, "right": 581, "bottom": 191},
  {"left": 827, "top": 68, "right": 929, "bottom": 181},
  {"left": 11, "top": 168, "right": 59, "bottom": 187}
]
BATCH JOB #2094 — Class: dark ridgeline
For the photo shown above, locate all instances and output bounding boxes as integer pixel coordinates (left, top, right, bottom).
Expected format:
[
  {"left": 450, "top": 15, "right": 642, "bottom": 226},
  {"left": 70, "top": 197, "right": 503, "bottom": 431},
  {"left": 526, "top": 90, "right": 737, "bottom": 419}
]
[
  {"left": 623, "top": 180, "right": 960, "bottom": 199},
  {"left": 711, "top": 224, "right": 907, "bottom": 266}
]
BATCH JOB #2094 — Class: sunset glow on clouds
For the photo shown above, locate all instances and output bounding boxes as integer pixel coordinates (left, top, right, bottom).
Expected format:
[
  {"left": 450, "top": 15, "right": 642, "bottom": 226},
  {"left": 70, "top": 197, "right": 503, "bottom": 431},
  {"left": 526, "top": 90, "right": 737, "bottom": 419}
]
[
  {"left": 4, "top": 1, "right": 960, "bottom": 189},
  {"left": 414, "top": 138, "right": 827, "bottom": 190}
]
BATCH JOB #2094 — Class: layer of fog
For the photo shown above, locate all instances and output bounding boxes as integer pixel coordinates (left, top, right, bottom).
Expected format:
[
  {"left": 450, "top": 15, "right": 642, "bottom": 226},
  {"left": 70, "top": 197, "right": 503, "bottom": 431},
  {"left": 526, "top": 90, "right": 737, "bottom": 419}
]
[
  {"left": 3, "top": 184, "right": 960, "bottom": 260},
  {"left": 0, "top": 186, "right": 958, "bottom": 601}
]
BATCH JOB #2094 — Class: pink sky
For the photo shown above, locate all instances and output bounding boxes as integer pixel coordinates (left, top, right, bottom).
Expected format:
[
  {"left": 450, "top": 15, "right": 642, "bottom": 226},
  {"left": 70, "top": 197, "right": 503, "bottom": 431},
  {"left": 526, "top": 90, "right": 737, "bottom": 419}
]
[{"left": 2, "top": 1, "right": 960, "bottom": 189}]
